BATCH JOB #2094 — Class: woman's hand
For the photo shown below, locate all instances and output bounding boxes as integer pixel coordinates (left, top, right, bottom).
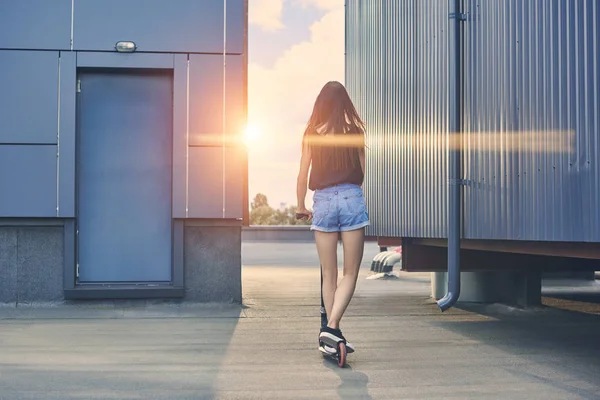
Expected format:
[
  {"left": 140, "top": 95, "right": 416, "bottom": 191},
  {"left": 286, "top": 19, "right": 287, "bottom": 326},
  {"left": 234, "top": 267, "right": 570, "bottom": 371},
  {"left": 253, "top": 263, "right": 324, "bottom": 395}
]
[{"left": 295, "top": 207, "right": 312, "bottom": 221}]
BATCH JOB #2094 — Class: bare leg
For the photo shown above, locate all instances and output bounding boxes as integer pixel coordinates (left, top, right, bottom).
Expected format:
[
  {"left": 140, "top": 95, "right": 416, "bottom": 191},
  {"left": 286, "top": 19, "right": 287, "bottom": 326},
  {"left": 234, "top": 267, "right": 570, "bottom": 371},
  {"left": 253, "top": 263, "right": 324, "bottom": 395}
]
[
  {"left": 314, "top": 231, "right": 339, "bottom": 319},
  {"left": 327, "top": 228, "right": 364, "bottom": 329}
]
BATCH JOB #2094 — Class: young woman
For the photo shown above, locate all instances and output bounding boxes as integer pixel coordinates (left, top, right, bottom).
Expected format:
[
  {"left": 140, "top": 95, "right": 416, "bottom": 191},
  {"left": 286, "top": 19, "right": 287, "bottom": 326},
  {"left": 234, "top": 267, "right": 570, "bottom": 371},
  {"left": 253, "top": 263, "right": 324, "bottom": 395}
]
[{"left": 296, "top": 81, "right": 369, "bottom": 356}]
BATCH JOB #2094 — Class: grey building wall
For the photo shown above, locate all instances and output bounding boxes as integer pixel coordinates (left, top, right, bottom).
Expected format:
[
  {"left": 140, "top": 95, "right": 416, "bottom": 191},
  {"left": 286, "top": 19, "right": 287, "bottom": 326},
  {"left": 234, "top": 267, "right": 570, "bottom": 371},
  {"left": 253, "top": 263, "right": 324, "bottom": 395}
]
[
  {"left": 184, "top": 225, "right": 242, "bottom": 303},
  {"left": 0, "top": 226, "right": 64, "bottom": 304},
  {"left": 0, "top": 223, "right": 242, "bottom": 305},
  {"left": 0, "top": 0, "right": 247, "bottom": 220},
  {"left": 346, "top": 0, "right": 599, "bottom": 242},
  {"left": 0, "top": 0, "right": 248, "bottom": 303}
]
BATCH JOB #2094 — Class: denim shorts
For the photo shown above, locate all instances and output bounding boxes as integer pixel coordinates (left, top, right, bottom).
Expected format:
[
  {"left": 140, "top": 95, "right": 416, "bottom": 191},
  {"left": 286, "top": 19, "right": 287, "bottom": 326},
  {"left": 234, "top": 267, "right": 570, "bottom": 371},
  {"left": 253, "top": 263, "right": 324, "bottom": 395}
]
[{"left": 311, "top": 183, "right": 370, "bottom": 233}]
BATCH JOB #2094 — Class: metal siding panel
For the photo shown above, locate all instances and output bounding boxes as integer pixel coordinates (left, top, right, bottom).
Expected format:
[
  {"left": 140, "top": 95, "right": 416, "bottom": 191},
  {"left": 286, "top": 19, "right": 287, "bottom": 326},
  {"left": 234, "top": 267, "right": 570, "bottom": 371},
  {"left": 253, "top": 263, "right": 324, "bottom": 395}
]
[
  {"left": 188, "top": 54, "right": 224, "bottom": 146},
  {"left": 224, "top": 55, "right": 245, "bottom": 138},
  {"left": 76, "top": 52, "right": 174, "bottom": 69},
  {"left": 224, "top": 55, "right": 246, "bottom": 219},
  {"left": 172, "top": 55, "right": 188, "bottom": 219},
  {"left": 188, "top": 147, "right": 224, "bottom": 218},
  {"left": 63, "top": 220, "right": 76, "bottom": 290},
  {"left": 571, "top": 0, "right": 584, "bottom": 242},
  {"left": 459, "top": 0, "right": 600, "bottom": 242},
  {"left": 0, "top": 146, "right": 57, "bottom": 217},
  {"left": 509, "top": 0, "right": 520, "bottom": 240},
  {"left": 580, "top": 0, "right": 598, "bottom": 241},
  {"left": 184, "top": 55, "right": 246, "bottom": 219},
  {"left": 348, "top": 0, "right": 448, "bottom": 239},
  {"left": 565, "top": 0, "right": 580, "bottom": 241},
  {"left": 411, "top": 0, "right": 447, "bottom": 239},
  {"left": 462, "top": 0, "right": 469, "bottom": 237},
  {"left": 0, "top": 51, "right": 59, "bottom": 144},
  {"left": 591, "top": 0, "right": 600, "bottom": 241},
  {"left": 463, "top": 0, "right": 476, "bottom": 239},
  {"left": 464, "top": 0, "right": 514, "bottom": 240},
  {"left": 58, "top": 52, "right": 77, "bottom": 218},
  {"left": 0, "top": 0, "right": 71, "bottom": 50},
  {"left": 347, "top": 0, "right": 599, "bottom": 242},
  {"left": 73, "top": 0, "right": 225, "bottom": 53},
  {"left": 224, "top": 147, "right": 245, "bottom": 219},
  {"left": 226, "top": 0, "right": 245, "bottom": 54}
]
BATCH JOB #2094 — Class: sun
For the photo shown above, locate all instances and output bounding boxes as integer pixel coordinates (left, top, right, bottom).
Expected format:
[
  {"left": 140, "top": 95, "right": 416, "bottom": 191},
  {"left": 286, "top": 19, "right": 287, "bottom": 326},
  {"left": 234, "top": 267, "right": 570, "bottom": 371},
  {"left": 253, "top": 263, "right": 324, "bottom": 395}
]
[{"left": 243, "top": 123, "right": 261, "bottom": 146}]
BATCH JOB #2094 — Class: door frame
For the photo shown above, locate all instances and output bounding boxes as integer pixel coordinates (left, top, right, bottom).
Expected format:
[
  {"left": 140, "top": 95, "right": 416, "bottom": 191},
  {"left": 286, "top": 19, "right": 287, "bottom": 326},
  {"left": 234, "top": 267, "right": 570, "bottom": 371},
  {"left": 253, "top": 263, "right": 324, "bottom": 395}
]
[{"left": 64, "top": 52, "right": 184, "bottom": 300}]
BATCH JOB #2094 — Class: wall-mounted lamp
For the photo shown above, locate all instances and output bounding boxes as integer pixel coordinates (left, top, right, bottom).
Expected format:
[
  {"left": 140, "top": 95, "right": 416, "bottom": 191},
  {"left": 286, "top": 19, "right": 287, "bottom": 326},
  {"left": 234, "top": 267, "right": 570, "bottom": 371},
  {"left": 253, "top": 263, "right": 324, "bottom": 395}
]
[{"left": 115, "top": 41, "right": 137, "bottom": 52}]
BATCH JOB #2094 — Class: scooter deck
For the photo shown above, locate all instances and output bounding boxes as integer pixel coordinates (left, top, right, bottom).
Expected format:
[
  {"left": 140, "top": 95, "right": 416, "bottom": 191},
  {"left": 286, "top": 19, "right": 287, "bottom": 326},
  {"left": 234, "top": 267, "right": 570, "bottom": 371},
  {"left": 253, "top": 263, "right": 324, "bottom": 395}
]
[{"left": 319, "top": 345, "right": 341, "bottom": 361}]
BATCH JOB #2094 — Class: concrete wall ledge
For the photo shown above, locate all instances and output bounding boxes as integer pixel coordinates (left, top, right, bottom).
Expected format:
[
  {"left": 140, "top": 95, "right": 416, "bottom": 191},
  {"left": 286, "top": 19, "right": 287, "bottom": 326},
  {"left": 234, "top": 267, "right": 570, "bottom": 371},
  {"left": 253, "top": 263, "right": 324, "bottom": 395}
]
[
  {"left": 242, "top": 226, "right": 379, "bottom": 242},
  {"left": 243, "top": 226, "right": 314, "bottom": 242}
]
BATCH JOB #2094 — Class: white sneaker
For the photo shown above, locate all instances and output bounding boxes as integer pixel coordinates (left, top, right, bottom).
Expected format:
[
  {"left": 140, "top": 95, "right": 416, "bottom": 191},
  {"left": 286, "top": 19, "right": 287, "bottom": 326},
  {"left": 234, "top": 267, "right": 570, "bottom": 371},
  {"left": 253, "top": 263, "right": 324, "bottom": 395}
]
[{"left": 320, "top": 341, "right": 355, "bottom": 354}]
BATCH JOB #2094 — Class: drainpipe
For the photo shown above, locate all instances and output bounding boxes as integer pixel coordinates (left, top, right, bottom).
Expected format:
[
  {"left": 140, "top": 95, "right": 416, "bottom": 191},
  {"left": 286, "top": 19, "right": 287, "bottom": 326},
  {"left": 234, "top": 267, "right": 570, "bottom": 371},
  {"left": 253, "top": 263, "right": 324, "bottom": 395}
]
[{"left": 437, "top": 0, "right": 463, "bottom": 312}]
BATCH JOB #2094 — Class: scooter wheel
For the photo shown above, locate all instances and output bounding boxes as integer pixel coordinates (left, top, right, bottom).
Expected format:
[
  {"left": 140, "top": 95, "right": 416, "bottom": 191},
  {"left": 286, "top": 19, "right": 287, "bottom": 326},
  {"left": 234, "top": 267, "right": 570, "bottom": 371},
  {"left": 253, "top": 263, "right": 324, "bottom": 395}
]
[{"left": 337, "top": 342, "right": 347, "bottom": 368}]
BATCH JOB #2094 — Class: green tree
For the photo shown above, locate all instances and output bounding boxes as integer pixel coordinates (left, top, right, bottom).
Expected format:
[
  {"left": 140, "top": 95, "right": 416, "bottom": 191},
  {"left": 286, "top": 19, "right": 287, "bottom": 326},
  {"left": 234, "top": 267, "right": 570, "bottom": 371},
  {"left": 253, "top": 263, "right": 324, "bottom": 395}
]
[
  {"left": 250, "top": 204, "right": 275, "bottom": 225},
  {"left": 250, "top": 193, "right": 273, "bottom": 225},
  {"left": 251, "top": 193, "right": 269, "bottom": 210},
  {"left": 248, "top": 194, "right": 311, "bottom": 226}
]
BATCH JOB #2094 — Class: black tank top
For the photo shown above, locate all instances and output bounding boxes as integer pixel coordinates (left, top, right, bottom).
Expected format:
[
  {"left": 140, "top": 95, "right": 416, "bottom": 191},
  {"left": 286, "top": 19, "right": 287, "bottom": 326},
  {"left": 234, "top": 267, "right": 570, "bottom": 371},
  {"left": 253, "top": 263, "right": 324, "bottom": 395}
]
[{"left": 308, "top": 134, "right": 364, "bottom": 191}]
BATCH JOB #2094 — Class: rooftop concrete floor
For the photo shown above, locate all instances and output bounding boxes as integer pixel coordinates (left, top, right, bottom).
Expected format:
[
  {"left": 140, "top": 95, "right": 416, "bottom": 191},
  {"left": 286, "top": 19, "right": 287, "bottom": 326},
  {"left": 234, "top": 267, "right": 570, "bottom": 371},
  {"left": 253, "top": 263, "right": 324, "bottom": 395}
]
[{"left": 1, "top": 242, "right": 600, "bottom": 399}]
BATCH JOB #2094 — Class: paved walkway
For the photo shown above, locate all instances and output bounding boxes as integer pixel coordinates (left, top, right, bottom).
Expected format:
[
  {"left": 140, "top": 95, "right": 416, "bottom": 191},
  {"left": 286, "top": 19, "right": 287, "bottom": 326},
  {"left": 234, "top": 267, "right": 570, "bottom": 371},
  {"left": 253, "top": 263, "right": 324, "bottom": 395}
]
[{"left": 1, "top": 243, "right": 600, "bottom": 399}]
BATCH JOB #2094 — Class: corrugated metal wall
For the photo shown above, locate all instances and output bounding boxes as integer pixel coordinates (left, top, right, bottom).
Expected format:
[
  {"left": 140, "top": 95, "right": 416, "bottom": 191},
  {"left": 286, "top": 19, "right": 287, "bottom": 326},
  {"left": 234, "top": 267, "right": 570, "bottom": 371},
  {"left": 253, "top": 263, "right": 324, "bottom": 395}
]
[
  {"left": 346, "top": 0, "right": 599, "bottom": 242},
  {"left": 346, "top": 0, "right": 449, "bottom": 238}
]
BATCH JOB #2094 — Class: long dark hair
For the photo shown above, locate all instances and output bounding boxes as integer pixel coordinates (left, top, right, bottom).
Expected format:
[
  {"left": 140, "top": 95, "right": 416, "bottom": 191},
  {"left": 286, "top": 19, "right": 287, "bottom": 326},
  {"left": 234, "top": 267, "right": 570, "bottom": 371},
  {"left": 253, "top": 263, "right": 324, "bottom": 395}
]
[{"left": 302, "top": 81, "right": 365, "bottom": 171}]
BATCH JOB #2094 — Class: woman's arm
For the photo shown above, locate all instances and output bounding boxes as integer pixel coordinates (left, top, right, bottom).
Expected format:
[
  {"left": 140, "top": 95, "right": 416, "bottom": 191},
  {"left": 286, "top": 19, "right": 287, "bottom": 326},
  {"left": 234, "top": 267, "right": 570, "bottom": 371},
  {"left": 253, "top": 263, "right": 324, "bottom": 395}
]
[{"left": 296, "top": 143, "right": 312, "bottom": 212}]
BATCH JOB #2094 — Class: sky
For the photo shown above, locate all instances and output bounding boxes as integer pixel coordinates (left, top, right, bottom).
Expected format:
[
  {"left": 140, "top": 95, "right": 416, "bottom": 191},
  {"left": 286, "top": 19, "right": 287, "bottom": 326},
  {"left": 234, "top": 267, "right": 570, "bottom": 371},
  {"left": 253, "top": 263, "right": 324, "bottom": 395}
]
[{"left": 247, "top": 0, "right": 345, "bottom": 210}]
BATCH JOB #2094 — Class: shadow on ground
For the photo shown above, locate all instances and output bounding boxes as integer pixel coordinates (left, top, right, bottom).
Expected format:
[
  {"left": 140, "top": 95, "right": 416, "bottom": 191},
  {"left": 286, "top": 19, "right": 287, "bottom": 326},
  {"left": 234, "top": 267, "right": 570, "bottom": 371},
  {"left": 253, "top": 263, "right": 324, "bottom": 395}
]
[
  {"left": 0, "top": 301, "right": 242, "bottom": 399},
  {"left": 321, "top": 357, "right": 373, "bottom": 400},
  {"left": 441, "top": 291, "right": 600, "bottom": 400}
]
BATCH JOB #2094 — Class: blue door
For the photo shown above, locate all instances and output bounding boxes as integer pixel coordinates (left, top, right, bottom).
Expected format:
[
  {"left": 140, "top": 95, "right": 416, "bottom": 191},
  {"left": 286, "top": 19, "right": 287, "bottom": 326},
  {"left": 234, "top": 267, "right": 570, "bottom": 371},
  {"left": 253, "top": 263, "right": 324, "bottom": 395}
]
[{"left": 77, "top": 70, "right": 173, "bottom": 283}]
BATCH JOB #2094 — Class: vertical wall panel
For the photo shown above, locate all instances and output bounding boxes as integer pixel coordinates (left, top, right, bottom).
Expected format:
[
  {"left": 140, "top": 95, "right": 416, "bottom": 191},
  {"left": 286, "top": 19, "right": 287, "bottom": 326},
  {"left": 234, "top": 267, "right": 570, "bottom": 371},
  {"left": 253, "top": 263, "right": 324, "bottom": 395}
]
[
  {"left": 189, "top": 54, "right": 246, "bottom": 142},
  {"left": 187, "top": 53, "right": 246, "bottom": 219},
  {"left": 187, "top": 54, "right": 224, "bottom": 218},
  {"left": 224, "top": 55, "right": 246, "bottom": 219},
  {"left": 172, "top": 54, "right": 188, "bottom": 219},
  {"left": 224, "top": 55, "right": 246, "bottom": 138},
  {"left": 0, "top": 51, "right": 60, "bottom": 144},
  {"left": 346, "top": 0, "right": 447, "bottom": 239},
  {"left": 188, "top": 146, "right": 245, "bottom": 219},
  {"left": 224, "top": 147, "right": 245, "bottom": 219},
  {"left": 226, "top": 0, "right": 246, "bottom": 54},
  {"left": 461, "top": 0, "right": 599, "bottom": 242},
  {"left": 188, "top": 148, "right": 224, "bottom": 218},
  {"left": 189, "top": 55, "right": 224, "bottom": 146},
  {"left": 58, "top": 51, "right": 77, "bottom": 217}
]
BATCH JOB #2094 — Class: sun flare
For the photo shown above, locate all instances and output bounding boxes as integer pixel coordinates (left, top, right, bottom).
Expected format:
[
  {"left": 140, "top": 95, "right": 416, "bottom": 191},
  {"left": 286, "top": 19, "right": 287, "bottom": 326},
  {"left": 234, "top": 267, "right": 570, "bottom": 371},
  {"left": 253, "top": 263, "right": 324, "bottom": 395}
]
[{"left": 243, "top": 123, "right": 261, "bottom": 145}]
